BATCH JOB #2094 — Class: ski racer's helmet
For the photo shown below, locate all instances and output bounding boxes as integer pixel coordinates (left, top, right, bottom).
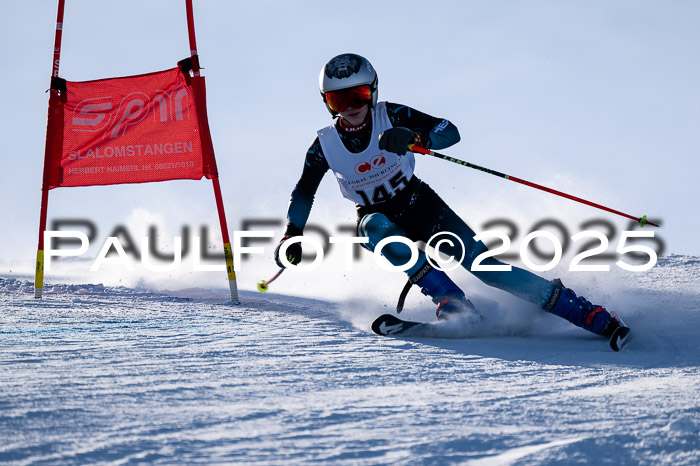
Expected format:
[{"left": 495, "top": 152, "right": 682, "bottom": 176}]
[{"left": 319, "top": 53, "right": 378, "bottom": 116}]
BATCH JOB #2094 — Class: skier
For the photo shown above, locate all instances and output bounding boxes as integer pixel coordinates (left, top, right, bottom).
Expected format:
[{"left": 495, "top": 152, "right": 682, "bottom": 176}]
[{"left": 274, "top": 53, "right": 629, "bottom": 348}]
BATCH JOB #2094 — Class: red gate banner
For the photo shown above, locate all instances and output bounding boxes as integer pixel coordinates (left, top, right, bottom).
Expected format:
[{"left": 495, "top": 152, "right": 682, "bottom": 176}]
[{"left": 44, "top": 61, "right": 217, "bottom": 189}]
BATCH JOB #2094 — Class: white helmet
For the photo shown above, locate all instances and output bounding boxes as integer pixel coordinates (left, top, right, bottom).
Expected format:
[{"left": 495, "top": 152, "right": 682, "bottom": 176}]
[{"left": 319, "top": 53, "right": 378, "bottom": 115}]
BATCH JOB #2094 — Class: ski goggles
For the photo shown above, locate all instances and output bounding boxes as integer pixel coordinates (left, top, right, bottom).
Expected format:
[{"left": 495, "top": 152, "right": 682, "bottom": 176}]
[{"left": 324, "top": 85, "right": 372, "bottom": 113}]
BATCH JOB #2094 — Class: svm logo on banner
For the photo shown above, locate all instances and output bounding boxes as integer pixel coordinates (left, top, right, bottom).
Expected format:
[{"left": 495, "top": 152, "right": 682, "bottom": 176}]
[{"left": 55, "top": 66, "right": 208, "bottom": 187}]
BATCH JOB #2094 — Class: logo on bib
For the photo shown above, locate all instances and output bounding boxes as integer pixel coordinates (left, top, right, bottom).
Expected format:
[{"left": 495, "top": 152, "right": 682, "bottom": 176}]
[
  {"left": 355, "top": 161, "right": 371, "bottom": 175},
  {"left": 370, "top": 154, "right": 386, "bottom": 169},
  {"left": 355, "top": 154, "right": 386, "bottom": 175}
]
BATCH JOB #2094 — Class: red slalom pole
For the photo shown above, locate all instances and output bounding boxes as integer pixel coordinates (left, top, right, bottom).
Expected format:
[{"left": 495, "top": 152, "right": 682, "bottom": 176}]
[
  {"left": 35, "top": 0, "right": 67, "bottom": 298},
  {"left": 185, "top": 0, "right": 239, "bottom": 303},
  {"left": 408, "top": 145, "right": 659, "bottom": 228},
  {"left": 185, "top": 0, "right": 199, "bottom": 75}
]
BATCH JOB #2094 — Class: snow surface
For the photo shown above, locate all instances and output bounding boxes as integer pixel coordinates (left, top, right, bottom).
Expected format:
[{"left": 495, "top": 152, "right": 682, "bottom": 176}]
[{"left": 1, "top": 255, "right": 699, "bottom": 464}]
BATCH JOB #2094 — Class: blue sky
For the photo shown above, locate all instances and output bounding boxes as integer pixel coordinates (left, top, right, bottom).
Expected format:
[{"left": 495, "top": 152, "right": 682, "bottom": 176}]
[{"left": 1, "top": 1, "right": 698, "bottom": 286}]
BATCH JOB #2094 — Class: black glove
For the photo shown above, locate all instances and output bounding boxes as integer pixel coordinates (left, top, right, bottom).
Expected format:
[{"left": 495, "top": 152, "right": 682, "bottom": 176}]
[
  {"left": 378, "top": 127, "right": 416, "bottom": 156},
  {"left": 274, "top": 224, "right": 303, "bottom": 268}
]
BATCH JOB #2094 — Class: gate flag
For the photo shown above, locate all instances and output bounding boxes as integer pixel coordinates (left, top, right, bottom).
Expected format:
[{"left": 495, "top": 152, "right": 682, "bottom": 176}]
[
  {"left": 44, "top": 59, "right": 218, "bottom": 189},
  {"left": 37, "top": 0, "right": 239, "bottom": 303}
]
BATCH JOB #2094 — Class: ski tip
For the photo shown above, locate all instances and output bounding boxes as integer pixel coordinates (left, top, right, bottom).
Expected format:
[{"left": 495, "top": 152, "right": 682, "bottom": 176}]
[
  {"left": 609, "top": 326, "right": 631, "bottom": 352},
  {"left": 371, "top": 314, "right": 403, "bottom": 336}
]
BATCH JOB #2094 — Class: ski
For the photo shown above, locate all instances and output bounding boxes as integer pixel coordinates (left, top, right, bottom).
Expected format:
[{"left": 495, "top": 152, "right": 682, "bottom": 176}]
[
  {"left": 608, "top": 312, "right": 631, "bottom": 351},
  {"left": 609, "top": 325, "right": 631, "bottom": 352},
  {"left": 371, "top": 314, "right": 436, "bottom": 337},
  {"left": 374, "top": 312, "right": 632, "bottom": 351}
]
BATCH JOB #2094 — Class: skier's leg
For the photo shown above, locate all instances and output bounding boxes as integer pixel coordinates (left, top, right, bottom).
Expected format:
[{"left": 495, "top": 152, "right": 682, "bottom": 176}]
[
  {"left": 435, "top": 206, "right": 621, "bottom": 336},
  {"left": 358, "top": 212, "right": 425, "bottom": 276},
  {"left": 428, "top": 204, "right": 554, "bottom": 305},
  {"left": 385, "top": 181, "right": 623, "bottom": 336},
  {"left": 358, "top": 212, "right": 474, "bottom": 318}
]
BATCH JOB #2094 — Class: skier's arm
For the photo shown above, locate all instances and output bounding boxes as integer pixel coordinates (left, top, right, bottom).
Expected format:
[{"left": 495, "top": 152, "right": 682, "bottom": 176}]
[
  {"left": 385, "top": 102, "right": 460, "bottom": 150},
  {"left": 284, "top": 138, "right": 329, "bottom": 235},
  {"left": 276, "top": 139, "right": 328, "bottom": 268}
]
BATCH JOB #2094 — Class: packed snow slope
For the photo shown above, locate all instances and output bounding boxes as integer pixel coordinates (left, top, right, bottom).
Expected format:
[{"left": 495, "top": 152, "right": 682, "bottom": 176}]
[{"left": 1, "top": 255, "right": 698, "bottom": 465}]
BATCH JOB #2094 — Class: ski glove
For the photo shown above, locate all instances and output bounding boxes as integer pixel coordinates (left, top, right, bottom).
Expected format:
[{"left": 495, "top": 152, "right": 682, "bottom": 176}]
[
  {"left": 274, "top": 224, "right": 303, "bottom": 268},
  {"left": 378, "top": 127, "right": 416, "bottom": 156}
]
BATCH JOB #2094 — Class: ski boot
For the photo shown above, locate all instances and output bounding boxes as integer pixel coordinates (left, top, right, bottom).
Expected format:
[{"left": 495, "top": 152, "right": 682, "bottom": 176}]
[
  {"left": 435, "top": 291, "right": 477, "bottom": 321},
  {"left": 543, "top": 279, "right": 630, "bottom": 350},
  {"left": 412, "top": 264, "right": 476, "bottom": 321}
]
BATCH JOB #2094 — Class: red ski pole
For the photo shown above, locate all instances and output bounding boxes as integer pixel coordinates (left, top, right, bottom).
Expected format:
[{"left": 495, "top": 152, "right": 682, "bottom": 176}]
[{"left": 408, "top": 145, "right": 659, "bottom": 228}]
